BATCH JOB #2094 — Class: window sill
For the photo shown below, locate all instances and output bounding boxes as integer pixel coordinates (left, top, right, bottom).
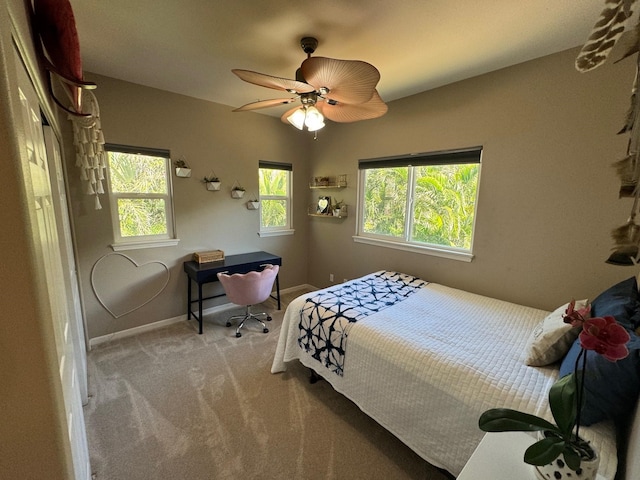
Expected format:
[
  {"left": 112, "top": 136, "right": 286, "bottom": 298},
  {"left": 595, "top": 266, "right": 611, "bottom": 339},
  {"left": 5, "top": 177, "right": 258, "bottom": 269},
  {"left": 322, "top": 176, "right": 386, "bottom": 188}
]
[
  {"left": 258, "top": 229, "right": 295, "bottom": 238},
  {"left": 110, "top": 238, "right": 180, "bottom": 251},
  {"left": 352, "top": 235, "right": 474, "bottom": 262}
]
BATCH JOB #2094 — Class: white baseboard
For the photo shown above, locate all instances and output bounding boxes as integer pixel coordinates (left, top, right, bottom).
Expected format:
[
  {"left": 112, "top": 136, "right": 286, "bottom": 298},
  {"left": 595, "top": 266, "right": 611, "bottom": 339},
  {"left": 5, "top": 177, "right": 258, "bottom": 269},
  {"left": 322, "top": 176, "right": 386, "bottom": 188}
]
[{"left": 88, "top": 284, "right": 314, "bottom": 349}]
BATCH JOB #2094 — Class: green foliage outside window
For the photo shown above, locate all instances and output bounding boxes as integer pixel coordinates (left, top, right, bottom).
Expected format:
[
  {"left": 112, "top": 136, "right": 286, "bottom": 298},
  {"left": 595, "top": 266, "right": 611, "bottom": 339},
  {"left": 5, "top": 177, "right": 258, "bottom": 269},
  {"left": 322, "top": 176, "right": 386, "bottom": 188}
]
[
  {"left": 259, "top": 168, "right": 289, "bottom": 228},
  {"left": 117, "top": 199, "right": 167, "bottom": 237},
  {"left": 107, "top": 151, "right": 170, "bottom": 238},
  {"left": 362, "top": 164, "right": 478, "bottom": 250}
]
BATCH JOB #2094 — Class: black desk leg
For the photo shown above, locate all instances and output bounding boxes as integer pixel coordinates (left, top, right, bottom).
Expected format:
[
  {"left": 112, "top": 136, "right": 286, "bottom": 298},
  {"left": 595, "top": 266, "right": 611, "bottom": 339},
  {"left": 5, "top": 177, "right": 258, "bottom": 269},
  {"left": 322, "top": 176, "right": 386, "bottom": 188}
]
[
  {"left": 276, "top": 274, "right": 281, "bottom": 310},
  {"left": 187, "top": 277, "right": 192, "bottom": 320},
  {"left": 198, "top": 282, "right": 203, "bottom": 334}
]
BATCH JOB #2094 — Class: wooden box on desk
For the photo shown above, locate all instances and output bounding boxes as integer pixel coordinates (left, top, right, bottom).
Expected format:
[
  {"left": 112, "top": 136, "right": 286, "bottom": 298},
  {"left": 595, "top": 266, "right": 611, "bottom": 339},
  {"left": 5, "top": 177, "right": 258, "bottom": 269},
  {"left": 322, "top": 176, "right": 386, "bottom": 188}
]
[{"left": 193, "top": 250, "right": 225, "bottom": 264}]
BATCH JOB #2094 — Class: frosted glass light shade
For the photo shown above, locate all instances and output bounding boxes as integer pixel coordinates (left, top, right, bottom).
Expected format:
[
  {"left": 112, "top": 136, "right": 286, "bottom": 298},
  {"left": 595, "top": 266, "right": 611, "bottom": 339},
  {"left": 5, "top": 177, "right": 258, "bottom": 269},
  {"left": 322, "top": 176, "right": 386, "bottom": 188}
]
[
  {"left": 304, "top": 106, "right": 324, "bottom": 131},
  {"left": 287, "top": 108, "right": 305, "bottom": 130}
]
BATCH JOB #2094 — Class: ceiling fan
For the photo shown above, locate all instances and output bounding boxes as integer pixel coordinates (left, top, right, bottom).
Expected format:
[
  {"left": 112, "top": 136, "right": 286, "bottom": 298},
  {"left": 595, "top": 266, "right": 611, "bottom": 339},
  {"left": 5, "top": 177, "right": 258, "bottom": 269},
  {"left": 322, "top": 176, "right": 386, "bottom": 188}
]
[{"left": 232, "top": 37, "right": 387, "bottom": 133}]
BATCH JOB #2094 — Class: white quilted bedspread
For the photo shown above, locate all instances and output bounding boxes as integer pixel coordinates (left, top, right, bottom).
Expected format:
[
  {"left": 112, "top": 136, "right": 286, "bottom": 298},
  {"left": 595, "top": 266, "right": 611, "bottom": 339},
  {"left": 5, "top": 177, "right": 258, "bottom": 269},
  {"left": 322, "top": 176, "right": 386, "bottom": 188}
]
[{"left": 272, "top": 280, "right": 618, "bottom": 478}]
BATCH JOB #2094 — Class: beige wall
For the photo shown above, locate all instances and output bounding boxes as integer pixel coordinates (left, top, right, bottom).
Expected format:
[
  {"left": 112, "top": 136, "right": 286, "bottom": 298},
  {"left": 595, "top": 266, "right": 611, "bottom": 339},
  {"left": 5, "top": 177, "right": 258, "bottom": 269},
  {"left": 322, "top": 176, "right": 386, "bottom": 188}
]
[
  {"left": 308, "top": 47, "right": 636, "bottom": 310},
  {"left": 68, "top": 74, "right": 312, "bottom": 339}
]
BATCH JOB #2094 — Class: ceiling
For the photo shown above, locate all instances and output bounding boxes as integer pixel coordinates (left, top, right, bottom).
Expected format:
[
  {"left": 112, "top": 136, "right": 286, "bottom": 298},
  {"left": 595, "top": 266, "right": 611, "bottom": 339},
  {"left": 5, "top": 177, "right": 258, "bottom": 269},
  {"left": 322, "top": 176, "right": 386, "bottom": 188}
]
[{"left": 68, "top": 0, "right": 609, "bottom": 118}]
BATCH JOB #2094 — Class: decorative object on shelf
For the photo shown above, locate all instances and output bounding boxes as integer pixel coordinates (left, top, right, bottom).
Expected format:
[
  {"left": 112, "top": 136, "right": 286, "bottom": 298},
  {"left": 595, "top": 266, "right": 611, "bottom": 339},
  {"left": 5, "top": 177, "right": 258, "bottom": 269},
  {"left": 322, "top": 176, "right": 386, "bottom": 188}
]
[
  {"left": 231, "top": 181, "right": 246, "bottom": 198},
  {"left": 203, "top": 172, "right": 221, "bottom": 190},
  {"left": 317, "top": 196, "right": 331, "bottom": 214},
  {"left": 574, "top": 1, "right": 640, "bottom": 264},
  {"left": 333, "top": 200, "right": 346, "bottom": 217},
  {"left": 232, "top": 37, "right": 387, "bottom": 139},
  {"left": 193, "top": 249, "right": 225, "bottom": 264},
  {"left": 310, "top": 175, "right": 347, "bottom": 188},
  {"left": 173, "top": 158, "right": 191, "bottom": 177},
  {"left": 68, "top": 89, "right": 106, "bottom": 210},
  {"left": 32, "top": 0, "right": 97, "bottom": 116},
  {"left": 478, "top": 300, "right": 630, "bottom": 479}
]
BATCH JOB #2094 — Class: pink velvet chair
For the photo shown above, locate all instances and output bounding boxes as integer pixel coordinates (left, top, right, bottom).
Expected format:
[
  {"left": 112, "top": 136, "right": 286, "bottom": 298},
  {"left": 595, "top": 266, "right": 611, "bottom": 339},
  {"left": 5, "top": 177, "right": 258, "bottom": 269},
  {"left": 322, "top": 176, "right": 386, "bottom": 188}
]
[{"left": 217, "top": 264, "right": 279, "bottom": 337}]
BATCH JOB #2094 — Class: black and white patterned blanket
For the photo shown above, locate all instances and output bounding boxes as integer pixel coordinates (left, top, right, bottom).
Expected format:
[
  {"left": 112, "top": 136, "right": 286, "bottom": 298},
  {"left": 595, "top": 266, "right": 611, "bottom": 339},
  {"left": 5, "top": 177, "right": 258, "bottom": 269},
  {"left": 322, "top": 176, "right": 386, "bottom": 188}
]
[{"left": 297, "top": 271, "right": 428, "bottom": 376}]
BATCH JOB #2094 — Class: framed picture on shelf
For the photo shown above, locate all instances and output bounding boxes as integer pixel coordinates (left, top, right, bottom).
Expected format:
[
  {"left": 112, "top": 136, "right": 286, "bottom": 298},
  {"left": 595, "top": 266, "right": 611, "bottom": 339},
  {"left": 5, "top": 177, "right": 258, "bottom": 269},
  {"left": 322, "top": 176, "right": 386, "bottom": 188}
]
[{"left": 317, "top": 196, "right": 331, "bottom": 214}]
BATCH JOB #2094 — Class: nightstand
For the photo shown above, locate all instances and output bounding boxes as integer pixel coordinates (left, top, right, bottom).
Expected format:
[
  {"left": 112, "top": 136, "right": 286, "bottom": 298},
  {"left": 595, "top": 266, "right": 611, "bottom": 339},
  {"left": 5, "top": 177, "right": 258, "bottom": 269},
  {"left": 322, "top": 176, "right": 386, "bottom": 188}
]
[{"left": 458, "top": 432, "right": 606, "bottom": 480}]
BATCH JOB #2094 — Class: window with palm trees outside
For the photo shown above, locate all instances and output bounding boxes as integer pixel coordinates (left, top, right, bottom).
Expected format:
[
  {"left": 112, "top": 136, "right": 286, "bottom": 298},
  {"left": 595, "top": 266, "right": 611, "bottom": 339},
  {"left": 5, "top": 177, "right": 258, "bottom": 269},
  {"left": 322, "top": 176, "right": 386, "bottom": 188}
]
[
  {"left": 105, "top": 145, "right": 176, "bottom": 247},
  {"left": 259, "top": 161, "right": 293, "bottom": 236},
  {"left": 357, "top": 147, "right": 481, "bottom": 261}
]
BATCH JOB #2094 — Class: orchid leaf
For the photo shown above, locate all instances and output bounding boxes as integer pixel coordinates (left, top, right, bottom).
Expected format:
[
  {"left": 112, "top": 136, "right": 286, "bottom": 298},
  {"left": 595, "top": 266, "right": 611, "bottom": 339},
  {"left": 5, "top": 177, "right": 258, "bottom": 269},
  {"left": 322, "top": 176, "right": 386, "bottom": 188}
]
[
  {"left": 548, "top": 373, "right": 578, "bottom": 435},
  {"left": 524, "top": 436, "right": 566, "bottom": 466},
  {"left": 479, "top": 408, "right": 558, "bottom": 433},
  {"left": 563, "top": 447, "right": 581, "bottom": 471}
]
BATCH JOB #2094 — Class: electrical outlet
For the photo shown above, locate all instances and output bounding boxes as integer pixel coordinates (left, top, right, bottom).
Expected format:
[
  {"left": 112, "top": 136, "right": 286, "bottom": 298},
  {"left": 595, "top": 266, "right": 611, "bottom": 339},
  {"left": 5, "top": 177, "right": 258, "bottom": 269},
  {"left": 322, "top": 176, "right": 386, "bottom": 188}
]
[
  {"left": 344, "top": 278, "right": 348, "bottom": 283},
  {"left": 329, "top": 273, "right": 334, "bottom": 282}
]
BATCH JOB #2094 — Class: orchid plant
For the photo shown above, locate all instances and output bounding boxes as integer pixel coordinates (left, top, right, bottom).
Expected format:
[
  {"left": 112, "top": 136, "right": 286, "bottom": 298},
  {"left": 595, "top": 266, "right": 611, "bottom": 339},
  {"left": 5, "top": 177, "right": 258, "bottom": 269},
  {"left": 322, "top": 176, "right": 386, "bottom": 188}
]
[{"left": 479, "top": 300, "right": 630, "bottom": 471}]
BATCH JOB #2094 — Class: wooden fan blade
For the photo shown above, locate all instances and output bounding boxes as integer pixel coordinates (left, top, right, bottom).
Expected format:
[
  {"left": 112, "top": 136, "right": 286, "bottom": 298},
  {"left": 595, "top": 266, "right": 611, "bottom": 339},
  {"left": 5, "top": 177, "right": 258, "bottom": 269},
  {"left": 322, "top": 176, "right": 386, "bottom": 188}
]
[
  {"left": 301, "top": 57, "right": 380, "bottom": 104},
  {"left": 232, "top": 69, "right": 315, "bottom": 94},
  {"left": 317, "top": 90, "right": 387, "bottom": 123},
  {"left": 233, "top": 97, "right": 298, "bottom": 112}
]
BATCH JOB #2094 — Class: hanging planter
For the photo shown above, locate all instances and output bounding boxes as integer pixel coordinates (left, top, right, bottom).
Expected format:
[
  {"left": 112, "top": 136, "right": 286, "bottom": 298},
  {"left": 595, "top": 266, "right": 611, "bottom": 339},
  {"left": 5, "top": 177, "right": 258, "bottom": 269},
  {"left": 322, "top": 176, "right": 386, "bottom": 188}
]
[
  {"left": 246, "top": 200, "right": 260, "bottom": 210},
  {"left": 174, "top": 158, "right": 191, "bottom": 177},
  {"left": 231, "top": 180, "right": 246, "bottom": 198},
  {"left": 203, "top": 172, "right": 221, "bottom": 191}
]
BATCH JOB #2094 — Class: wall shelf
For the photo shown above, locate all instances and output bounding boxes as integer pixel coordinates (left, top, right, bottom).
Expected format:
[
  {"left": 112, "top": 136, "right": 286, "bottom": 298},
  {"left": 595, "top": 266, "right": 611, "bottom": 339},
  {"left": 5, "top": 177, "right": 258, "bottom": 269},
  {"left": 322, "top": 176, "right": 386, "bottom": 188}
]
[{"left": 309, "top": 174, "right": 347, "bottom": 189}]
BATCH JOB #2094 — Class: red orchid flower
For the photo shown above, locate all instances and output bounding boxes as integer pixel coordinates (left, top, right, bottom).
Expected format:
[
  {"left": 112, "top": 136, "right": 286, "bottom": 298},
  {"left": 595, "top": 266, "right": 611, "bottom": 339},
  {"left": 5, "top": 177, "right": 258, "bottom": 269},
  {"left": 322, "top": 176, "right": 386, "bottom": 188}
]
[
  {"left": 579, "top": 315, "right": 630, "bottom": 361},
  {"left": 563, "top": 299, "right": 591, "bottom": 327}
]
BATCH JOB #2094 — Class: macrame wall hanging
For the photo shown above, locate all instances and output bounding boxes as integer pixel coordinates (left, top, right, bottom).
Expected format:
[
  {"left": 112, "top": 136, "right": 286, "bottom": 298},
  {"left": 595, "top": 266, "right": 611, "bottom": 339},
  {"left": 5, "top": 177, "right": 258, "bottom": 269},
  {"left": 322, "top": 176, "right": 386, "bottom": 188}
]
[
  {"left": 575, "top": 0, "right": 640, "bottom": 264},
  {"left": 68, "top": 90, "right": 107, "bottom": 210}
]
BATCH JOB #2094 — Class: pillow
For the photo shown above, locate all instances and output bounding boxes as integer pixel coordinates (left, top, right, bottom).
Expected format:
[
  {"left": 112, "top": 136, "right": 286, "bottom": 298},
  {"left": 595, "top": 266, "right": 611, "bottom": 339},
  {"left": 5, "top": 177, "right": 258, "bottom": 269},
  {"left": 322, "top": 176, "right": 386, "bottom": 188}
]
[
  {"left": 590, "top": 276, "right": 640, "bottom": 330},
  {"left": 524, "top": 300, "right": 587, "bottom": 366},
  {"left": 558, "top": 277, "right": 640, "bottom": 425},
  {"left": 559, "top": 332, "right": 640, "bottom": 425}
]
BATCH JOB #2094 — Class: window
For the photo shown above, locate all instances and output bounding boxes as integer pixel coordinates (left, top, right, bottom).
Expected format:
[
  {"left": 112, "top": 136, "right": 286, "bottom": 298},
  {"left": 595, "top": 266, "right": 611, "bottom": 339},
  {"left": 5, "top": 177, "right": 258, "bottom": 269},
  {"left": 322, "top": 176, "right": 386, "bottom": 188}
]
[
  {"left": 356, "top": 147, "right": 481, "bottom": 261},
  {"left": 105, "top": 144, "right": 178, "bottom": 249},
  {"left": 259, "top": 161, "right": 293, "bottom": 236}
]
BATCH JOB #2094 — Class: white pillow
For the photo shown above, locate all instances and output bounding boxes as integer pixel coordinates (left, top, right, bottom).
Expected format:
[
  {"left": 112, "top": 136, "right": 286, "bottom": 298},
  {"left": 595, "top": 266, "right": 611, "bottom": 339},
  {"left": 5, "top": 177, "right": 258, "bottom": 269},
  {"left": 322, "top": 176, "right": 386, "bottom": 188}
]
[{"left": 524, "top": 300, "right": 588, "bottom": 366}]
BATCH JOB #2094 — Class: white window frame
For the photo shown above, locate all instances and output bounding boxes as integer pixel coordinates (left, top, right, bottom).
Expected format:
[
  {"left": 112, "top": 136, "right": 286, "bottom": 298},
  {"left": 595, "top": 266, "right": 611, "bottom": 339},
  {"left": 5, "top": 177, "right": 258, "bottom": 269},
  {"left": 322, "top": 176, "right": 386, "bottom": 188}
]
[
  {"left": 105, "top": 144, "right": 179, "bottom": 251},
  {"left": 354, "top": 147, "right": 482, "bottom": 262},
  {"left": 258, "top": 161, "right": 294, "bottom": 237}
]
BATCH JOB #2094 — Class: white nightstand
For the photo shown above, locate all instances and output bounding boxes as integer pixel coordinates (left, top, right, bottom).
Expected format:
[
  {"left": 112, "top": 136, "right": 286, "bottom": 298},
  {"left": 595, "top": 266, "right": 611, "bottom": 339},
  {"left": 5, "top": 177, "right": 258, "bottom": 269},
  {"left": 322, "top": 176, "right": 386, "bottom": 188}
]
[{"left": 458, "top": 432, "right": 606, "bottom": 480}]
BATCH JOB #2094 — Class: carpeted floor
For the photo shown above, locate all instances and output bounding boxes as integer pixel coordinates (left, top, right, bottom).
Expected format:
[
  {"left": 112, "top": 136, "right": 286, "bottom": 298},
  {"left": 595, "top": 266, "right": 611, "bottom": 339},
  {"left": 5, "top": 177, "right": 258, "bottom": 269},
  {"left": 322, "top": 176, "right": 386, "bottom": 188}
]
[{"left": 84, "top": 290, "right": 451, "bottom": 479}]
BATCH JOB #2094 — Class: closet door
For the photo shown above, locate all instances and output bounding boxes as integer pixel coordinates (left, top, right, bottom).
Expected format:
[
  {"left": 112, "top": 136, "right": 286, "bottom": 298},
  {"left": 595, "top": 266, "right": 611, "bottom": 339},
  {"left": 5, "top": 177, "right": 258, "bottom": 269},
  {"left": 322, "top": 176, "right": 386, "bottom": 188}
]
[
  {"left": 16, "top": 51, "right": 91, "bottom": 479},
  {"left": 43, "top": 125, "right": 89, "bottom": 404}
]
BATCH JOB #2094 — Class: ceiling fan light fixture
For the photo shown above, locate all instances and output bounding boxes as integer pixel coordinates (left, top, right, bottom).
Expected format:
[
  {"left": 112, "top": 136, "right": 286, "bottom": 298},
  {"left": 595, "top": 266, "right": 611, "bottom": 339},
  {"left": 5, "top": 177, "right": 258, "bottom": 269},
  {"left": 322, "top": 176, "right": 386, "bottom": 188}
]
[
  {"left": 287, "top": 107, "right": 306, "bottom": 130},
  {"left": 304, "top": 106, "right": 324, "bottom": 130}
]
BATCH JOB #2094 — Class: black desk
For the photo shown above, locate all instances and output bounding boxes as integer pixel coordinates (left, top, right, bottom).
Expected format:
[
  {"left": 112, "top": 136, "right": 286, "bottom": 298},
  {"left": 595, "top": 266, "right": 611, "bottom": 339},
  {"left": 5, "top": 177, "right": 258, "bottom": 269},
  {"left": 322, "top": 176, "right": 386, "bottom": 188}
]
[{"left": 183, "top": 251, "right": 282, "bottom": 334}]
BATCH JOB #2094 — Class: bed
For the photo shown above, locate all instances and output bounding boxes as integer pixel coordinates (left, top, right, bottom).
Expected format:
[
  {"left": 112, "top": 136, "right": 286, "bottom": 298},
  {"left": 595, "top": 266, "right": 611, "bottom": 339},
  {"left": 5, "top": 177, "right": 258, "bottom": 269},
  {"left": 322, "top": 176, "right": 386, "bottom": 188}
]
[{"left": 271, "top": 271, "right": 640, "bottom": 479}]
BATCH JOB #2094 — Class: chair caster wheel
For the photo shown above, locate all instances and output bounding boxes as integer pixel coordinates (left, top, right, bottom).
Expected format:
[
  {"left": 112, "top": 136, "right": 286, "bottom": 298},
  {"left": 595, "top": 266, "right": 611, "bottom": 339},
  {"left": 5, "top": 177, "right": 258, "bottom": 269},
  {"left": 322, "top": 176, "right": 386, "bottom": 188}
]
[
  {"left": 226, "top": 322, "right": 231, "bottom": 327},
  {"left": 263, "top": 328, "right": 269, "bottom": 333},
  {"left": 266, "top": 315, "right": 272, "bottom": 322},
  {"left": 236, "top": 332, "right": 242, "bottom": 338}
]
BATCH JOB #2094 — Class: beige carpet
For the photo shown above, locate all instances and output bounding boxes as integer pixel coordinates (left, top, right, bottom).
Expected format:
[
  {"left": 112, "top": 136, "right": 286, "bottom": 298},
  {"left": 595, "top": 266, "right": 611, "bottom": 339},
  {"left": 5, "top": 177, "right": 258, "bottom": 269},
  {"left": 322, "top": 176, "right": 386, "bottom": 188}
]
[{"left": 84, "top": 291, "right": 451, "bottom": 480}]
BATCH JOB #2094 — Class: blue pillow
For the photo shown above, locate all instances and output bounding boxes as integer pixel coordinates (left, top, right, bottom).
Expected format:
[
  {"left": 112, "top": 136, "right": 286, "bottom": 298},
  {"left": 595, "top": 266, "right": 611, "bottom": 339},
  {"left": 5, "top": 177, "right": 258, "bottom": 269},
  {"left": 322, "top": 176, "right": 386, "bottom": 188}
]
[
  {"left": 590, "top": 276, "right": 639, "bottom": 330},
  {"left": 558, "top": 277, "right": 640, "bottom": 425},
  {"left": 590, "top": 276, "right": 639, "bottom": 328},
  {"left": 559, "top": 334, "right": 640, "bottom": 425}
]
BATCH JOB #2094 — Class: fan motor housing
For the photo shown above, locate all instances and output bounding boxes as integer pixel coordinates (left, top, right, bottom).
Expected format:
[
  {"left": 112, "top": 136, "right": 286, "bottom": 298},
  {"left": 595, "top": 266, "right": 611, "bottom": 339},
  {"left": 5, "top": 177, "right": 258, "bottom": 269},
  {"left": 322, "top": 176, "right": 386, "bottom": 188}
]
[{"left": 300, "top": 37, "right": 318, "bottom": 55}]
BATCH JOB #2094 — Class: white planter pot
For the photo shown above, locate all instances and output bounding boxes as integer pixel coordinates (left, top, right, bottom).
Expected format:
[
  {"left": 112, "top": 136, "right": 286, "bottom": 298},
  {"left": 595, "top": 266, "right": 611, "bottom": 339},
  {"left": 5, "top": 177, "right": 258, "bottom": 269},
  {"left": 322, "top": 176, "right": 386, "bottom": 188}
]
[
  {"left": 533, "top": 433, "right": 599, "bottom": 480},
  {"left": 205, "top": 181, "right": 221, "bottom": 191},
  {"left": 231, "top": 189, "right": 245, "bottom": 199},
  {"left": 246, "top": 201, "right": 259, "bottom": 210},
  {"left": 175, "top": 168, "right": 191, "bottom": 178}
]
